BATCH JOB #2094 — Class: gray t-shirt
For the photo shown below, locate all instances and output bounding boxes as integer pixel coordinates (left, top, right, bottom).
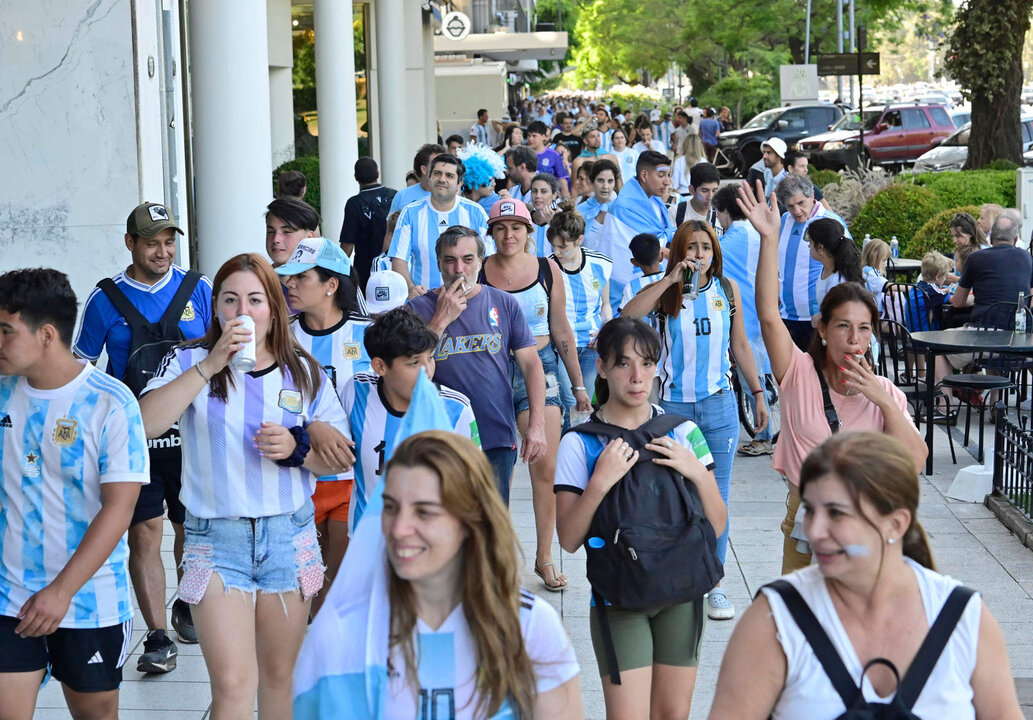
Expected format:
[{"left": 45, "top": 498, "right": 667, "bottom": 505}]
[{"left": 409, "top": 285, "right": 536, "bottom": 450}]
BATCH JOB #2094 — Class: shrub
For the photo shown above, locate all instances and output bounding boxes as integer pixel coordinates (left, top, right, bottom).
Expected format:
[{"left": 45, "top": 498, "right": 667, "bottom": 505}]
[
  {"left": 911, "top": 169, "right": 1015, "bottom": 208},
  {"left": 850, "top": 184, "right": 945, "bottom": 257},
  {"left": 273, "top": 155, "right": 322, "bottom": 216},
  {"left": 809, "top": 169, "right": 841, "bottom": 189},
  {"left": 823, "top": 166, "right": 895, "bottom": 224},
  {"left": 909, "top": 205, "right": 982, "bottom": 259},
  {"left": 986, "top": 159, "right": 1019, "bottom": 171}
]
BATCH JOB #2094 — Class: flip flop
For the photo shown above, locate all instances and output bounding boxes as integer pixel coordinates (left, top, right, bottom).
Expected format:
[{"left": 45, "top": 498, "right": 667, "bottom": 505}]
[
  {"left": 737, "top": 441, "right": 773, "bottom": 456},
  {"left": 534, "top": 562, "right": 568, "bottom": 592}
]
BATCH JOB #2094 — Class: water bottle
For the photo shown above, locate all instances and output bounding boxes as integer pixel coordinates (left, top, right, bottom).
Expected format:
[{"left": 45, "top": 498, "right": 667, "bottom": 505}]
[
  {"left": 863, "top": 233, "right": 872, "bottom": 249},
  {"left": 890, "top": 236, "right": 899, "bottom": 259},
  {"left": 1016, "top": 293, "right": 1027, "bottom": 333}
]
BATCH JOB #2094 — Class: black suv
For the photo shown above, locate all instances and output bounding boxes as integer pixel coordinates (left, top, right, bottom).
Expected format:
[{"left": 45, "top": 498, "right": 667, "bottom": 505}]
[{"left": 717, "top": 104, "right": 844, "bottom": 177}]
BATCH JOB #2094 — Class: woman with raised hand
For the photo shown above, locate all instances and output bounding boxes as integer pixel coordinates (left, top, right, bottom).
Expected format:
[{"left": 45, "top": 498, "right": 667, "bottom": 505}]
[
  {"left": 736, "top": 181, "right": 926, "bottom": 575},
  {"left": 139, "top": 253, "right": 352, "bottom": 720},
  {"left": 709, "top": 432, "right": 1022, "bottom": 720}
]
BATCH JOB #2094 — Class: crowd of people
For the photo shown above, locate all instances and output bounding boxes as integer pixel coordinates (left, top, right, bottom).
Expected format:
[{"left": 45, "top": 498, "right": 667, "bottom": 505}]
[{"left": 0, "top": 91, "right": 1029, "bottom": 720}]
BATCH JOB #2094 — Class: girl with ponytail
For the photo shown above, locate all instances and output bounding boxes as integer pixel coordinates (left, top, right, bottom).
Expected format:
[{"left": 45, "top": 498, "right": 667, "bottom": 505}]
[
  {"left": 807, "top": 217, "right": 863, "bottom": 326},
  {"left": 708, "top": 432, "right": 1023, "bottom": 719}
]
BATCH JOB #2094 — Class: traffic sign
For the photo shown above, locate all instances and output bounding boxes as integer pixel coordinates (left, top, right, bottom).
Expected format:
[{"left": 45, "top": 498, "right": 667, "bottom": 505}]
[{"left": 816, "top": 53, "right": 880, "bottom": 77}]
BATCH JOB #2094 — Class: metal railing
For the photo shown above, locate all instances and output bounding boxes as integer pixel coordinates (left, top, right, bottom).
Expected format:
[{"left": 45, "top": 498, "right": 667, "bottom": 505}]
[{"left": 993, "top": 404, "right": 1033, "bottom": 521}]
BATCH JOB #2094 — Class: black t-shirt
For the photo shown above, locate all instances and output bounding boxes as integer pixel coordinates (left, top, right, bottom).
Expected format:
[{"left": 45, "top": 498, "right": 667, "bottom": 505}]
[
  {"left": 958, "top": 243, "right": 1033, "bottom": 321},
  {"left": 340, "top": 184, "right": 397, "bottom": 289},
  {"left": 553, "top": 133, "right": 583, "bottom": 160}
]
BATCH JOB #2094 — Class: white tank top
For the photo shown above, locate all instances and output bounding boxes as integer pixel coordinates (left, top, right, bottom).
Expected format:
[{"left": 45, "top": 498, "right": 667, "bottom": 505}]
[{"left": 761, "top": 559, "right": 981, "bottom": 719}]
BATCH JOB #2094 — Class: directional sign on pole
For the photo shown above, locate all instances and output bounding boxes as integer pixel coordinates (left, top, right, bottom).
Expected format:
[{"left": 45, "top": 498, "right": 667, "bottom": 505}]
[{"left": 817, "top": 52, "right": 880, "bottom": 76}]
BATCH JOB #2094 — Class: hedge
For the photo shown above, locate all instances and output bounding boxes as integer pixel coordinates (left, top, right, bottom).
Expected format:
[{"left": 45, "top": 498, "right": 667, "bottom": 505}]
[
  {"left": 909, "top": 205, "right": 981, "bottom": 259},
  {"left": 808, "top": 169, "right": 841, "bottom": 189},
  {"left": 850, "top": 184, "right": 945, "bottom": 258},
  {"left": 910, "top": 169, "right": 1015, "bottom": 208},
  {"left": 273, "top": 155, "right": 322, "bottom": 216}
]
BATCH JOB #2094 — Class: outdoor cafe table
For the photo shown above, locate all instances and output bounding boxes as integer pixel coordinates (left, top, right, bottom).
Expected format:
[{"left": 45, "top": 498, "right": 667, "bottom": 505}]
[
  {"left": 910, "top": 329, "right": 1033, "bottom": 474},
  {"left": 886, "top": 257, "right": 922, "bottom": 282}
]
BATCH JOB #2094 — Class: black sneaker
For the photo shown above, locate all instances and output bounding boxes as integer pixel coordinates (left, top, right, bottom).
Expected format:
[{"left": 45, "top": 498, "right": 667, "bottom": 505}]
[
  {"left": 171, "top": 599, "right": 198, "bottom": 644},
  {"left": 137, "top": 629, "right": 178, "bottom": 674}
]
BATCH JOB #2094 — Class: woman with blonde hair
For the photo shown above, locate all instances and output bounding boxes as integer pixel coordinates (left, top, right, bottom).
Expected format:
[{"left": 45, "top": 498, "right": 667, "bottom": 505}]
[
  {"left": 860, "top": 238, "right": 890, "bottom": 312},
  {"left": 671, "top": 134, "right": 707, "bottom": 196},
  {"left": 381, "top": 431, "right": 583, "bottom": 718},
  {"left": 709, "top": 432, "right": 1022, "bottom": 719}
]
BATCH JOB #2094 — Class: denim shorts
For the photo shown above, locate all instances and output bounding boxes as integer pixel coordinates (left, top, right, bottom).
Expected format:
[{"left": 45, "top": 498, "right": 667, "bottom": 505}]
[
  {"left": 178, "top": 499, "right": 324, "bottom": 605},
  {"left": 510, "top": 342, "right": 563, "bottom": 414}
]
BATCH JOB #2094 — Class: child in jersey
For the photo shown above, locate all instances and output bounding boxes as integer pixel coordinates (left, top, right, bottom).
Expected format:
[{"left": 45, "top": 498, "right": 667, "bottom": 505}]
[
  {"left": 618, "top": 232, "right": 666, "bottom": 314},
  {"left": 0, "top": 269, "right": 149, "bottom": 719},
  {"left": 276, "top": 237, "right": 370, "bottom": 616},
  {"left": 549, "top": 202, "right": 613, "bottom": 424},
  {"left": 342, "top": 307, "right": 479, "bottom": 532},
  {"left": 382, "top": 431, "right": 582, "bottom": 719},
  {"left": 554, "top": 317, "right": 725, "bottom": 719}
]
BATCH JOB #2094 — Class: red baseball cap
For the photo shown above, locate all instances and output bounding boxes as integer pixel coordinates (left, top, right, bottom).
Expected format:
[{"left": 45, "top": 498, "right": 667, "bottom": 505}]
[{"left": 487, "top": 198, "right": 534, "bottom": 228}]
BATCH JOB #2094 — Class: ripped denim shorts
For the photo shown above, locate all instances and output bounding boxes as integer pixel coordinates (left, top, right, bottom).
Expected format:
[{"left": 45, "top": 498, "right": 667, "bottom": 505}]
[{"left": 178, "top": 499, "right": 324, "bottom": 605}]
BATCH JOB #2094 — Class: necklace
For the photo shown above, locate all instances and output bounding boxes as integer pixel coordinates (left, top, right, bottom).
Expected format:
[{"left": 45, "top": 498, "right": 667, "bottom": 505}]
[{"left": 498, "top": 255, "right": 532, "bottom": 286}]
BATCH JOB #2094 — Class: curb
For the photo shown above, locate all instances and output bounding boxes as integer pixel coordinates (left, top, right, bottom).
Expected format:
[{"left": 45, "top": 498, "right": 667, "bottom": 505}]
[{"left": 985, "top": 494, "right": 1033, "bottom": 551}]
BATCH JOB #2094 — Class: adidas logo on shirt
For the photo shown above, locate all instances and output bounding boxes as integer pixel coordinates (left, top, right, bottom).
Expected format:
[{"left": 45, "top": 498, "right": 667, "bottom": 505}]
[
  {"left": 0, "top": 414, "right": 11, "bottom": 428},
  {"left": 87, "top": 651, "right": 104, "bottom": 664}
]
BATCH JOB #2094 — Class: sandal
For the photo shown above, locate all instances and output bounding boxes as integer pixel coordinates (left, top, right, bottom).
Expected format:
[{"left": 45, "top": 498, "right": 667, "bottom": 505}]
[
  {"left": 737, "top": 440, "right": 774, "bottom": 457},
  {"left": 534, "top": 562, "right": 568, "bottom": 592}
]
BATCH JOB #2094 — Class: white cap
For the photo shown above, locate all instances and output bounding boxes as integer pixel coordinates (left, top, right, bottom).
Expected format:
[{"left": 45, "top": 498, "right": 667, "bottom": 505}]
[
  {"left": 761, "top": 137, "right": 788, "bottom": 159},
  {"left": 650, "top": 108, "right": 662, "bottom": 122},
  {"left": 364, "top": 270, "right": 408, "bottom": 314}
]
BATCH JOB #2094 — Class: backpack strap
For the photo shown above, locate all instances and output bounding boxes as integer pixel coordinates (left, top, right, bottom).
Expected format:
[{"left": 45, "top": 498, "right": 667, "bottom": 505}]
[
  {"left": 895, "top": 585, "right": 976, "bottom": 709},
  {"left": 760, "top": 580, "right": 859, "bottom": 708},
  {"left": 675, "top": 201, "right": 687, "bottom": 227},
  {"left": 718, "top": 276, "right": 736, "bottom": 318},
  {"left": 157, "top": 270, "right": 202, "bottom": 332},
  {"left": 815, "top": 363, "right": 841, "bottom": 434},
  {"left": 97, "top": 278, "right": 150, "bottom": 334},
  {"left": 592, "top": 590, "right": 624, "bottom": 686}
]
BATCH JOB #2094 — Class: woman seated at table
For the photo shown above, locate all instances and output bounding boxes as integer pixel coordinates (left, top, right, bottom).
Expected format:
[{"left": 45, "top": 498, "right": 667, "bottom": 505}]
[
  {"left": 737, "top": 181, "right": 926, "bottom": 574},
  {"left": 707, "top": 432, "right": 1023, "bottom": 720}
]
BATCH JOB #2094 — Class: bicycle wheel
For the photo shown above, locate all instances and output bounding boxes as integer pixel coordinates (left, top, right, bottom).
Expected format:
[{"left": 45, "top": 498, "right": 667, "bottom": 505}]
[{"left": 738, "top": 373, "right": 782, "bottom": 442}]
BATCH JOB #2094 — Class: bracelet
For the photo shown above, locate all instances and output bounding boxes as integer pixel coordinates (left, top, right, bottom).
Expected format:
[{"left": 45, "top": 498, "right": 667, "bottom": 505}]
[
  {"left": 572, "top": 386, "right": 588, "bottom": 392},
  {"left": 275, "top": 426, "right": 311, "bottom": 468},
  {"left": 195, "top": 364, "right": 210, "bottom": 384},
  {"left": 751, "top": 388, "right": 764, "bottom": 395}
]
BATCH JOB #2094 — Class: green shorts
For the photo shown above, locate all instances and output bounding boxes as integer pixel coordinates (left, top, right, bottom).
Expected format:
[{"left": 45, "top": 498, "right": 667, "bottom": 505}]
[{"left": 589, "top": 600, "right": 705, "bottom": 678}]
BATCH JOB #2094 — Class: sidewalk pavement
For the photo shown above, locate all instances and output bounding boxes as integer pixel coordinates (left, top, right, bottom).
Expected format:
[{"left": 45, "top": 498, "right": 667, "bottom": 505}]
[{"left": 29, "top": 421, "right": 1033, "bottom": 719}]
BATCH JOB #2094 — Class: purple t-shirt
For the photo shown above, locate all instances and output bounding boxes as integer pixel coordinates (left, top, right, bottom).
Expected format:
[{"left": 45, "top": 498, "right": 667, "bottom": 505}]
[
  {"left": 535, "top": 147, "right": 570, "bottom": 182},
  {"left": 409, "top": 285, "right": 536, "bottom": 450}
]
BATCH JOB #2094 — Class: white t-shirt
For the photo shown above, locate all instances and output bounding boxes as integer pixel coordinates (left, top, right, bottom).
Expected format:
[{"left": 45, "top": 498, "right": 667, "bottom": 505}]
[
  {"left": 685, "top": 107, "right": 703, "bottom": 133},
  {"left": 762, "top": 559, "right": 981, "bottom": 719},
  {"left": 384, "top": 591, "right": 580, "bottom": 719},
  {"left": 816, "top": 270, "right": 846, "bottom": 309},
  {"left": 632, "top": 139, "right": 667, "bottom": 155}
]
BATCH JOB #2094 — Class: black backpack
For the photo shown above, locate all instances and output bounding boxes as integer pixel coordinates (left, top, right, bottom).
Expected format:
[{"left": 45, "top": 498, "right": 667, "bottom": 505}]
[
  {"left": 569, "top": 412, "right": 724, "bottom": 684},
  {"left": 98, "top": 271, "right": 202, "bottom": 397},
  {"left": 762, "top": 579, "right": 976, "bottom": 719}
]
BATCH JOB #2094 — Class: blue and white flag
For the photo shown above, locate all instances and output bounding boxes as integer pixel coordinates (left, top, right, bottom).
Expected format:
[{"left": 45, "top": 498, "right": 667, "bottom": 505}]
[
  {"left": 586, "top": 178, "right": 674, "bottom": 314},
  {"left": 293, "top": 369, "right": 454, "bottom": 719}
]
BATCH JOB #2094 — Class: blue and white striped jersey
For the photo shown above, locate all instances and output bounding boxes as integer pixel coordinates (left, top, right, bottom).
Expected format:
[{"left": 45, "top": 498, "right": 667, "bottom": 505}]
[
  {"left": 778, "top": 205, "right": 850, "bottom": 321},
  {"left": 618, "top": 270, "right": 666, "bottom": 313},
  {"left": 599, "top": 128, "right": 614, "bottom": 152},
  {"left": 289, "top": 313, "right": 372, "bottom": 402},
  {"left": 388, "top": 183, "right": 431, "bottom": 215},
  {"left": 388, "top": 196, "right": 489, "bottom": 290},
  {"left": 383, "top": 592, "right": 579, "bottom": 719},
  {"left": 144, "top": 345, "right": 348, "bottom": 519},
  {"left": 656, "top": 278, "right": 733, "bottom": 403},
  {"left": 370, "top": 252, "right": 395, "bottom": 277},
  {"left": 469, "top": 122, "right": 492, "bottom": 146},
  {"left": 340, "top": 373, "right": 479, "bottom": 532},
  {"left": 0, "top": 363, "right": 149, "bottom": 628},
  {"left": 553, "top": 249, "right": 612, "bottom": 346},
  {"left": 532, "top": 222, "right": 553, "bottom": 258}
]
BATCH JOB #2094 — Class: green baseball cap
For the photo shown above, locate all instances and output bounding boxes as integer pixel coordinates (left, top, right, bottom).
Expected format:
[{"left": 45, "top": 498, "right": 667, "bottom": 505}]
[{"left": 127, "top": 202, "right": 184, "bottom": 238}]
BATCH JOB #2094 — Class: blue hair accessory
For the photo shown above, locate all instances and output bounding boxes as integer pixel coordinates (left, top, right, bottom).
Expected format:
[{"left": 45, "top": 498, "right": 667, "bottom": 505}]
[{"left": 458, "top": 143, "right": 506, "bottom": 192}]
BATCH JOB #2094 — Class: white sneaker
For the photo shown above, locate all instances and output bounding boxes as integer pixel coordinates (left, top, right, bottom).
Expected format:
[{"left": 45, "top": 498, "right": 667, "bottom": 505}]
[{"left": 706, "top": 589, "right": 735, "bottom": 620}]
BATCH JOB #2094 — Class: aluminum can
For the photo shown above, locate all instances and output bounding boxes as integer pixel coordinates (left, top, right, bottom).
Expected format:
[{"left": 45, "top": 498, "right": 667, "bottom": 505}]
[{"left": 230, "top": 315, "right": 256, "bottom": 372}]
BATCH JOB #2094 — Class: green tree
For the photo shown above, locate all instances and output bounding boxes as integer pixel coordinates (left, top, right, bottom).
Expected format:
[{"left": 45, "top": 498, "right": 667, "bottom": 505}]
[
  {"left": 572, "top": 0, "right": 685, "bottom": 85},
  {"left": 944, "top": 0, "right": 1033, "bottom": 168}
]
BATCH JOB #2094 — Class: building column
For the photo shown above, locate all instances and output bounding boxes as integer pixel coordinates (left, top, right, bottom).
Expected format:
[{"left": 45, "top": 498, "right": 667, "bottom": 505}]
[
  {"left": 375, "top": 0, "right": 408, "bottom": 187},
  {"left": 268, "top": 0, "right": 295, "bottom": 169},
  {"left": 314, "top": 0, "right": 359, "bottom": 245},
  {"left": 404, "top": 3, "right": 428, "bottom": 147},
  {"left": 422, "top": 10, "right": 437, "bottom": 144},
  {"left": 188, "top": 0, "right": 273, "bottom": 277}
]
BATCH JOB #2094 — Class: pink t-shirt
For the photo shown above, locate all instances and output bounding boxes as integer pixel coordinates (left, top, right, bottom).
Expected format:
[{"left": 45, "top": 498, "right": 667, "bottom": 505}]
[{"left": 773, "top": 345, "right": 917, "bottom": 487}]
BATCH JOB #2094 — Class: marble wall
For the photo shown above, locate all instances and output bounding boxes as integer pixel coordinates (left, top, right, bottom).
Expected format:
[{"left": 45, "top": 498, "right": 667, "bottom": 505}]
[{"left": 0, "top": 0, "right": 141, "bottom": 311}]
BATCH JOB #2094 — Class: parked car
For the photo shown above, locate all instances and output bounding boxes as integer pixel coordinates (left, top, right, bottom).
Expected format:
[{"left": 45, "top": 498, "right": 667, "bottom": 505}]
[
  {"left": 717, "top": 103, "right": 844, "bottom": 177},
  {"left": 799, "top": 103, "right": 956, "bottom": 171},
  {"left": 950, "top": 107, "right": 972, "bottom": 128},
  {"left": 906, "top": 93, "right": 954, "bottom": 109},
  {"left": 914, "top": 116, "right": 1033, "bottom": 173}
]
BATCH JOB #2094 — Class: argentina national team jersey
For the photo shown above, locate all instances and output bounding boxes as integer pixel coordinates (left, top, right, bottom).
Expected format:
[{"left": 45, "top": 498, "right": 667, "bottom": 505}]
[
  {"left": 388, "top": 196, "right": 489, "bottom": 291},
  {"left": 0, "top": 364, "right": 149, "bottom": 628},
  {"left": 341, "top": 373, "right": 478, "bottom": 532},
  {"left": 554, "top": 249, "right": 612, "bottom": 346},
  {"left": 383, "top": 592, "right": 579, "bottom": 719},
  {"left": 618, "top": 270, "right": 665, "bottom": 313},
  {"left": 778, "top": 205, "right": 851, "bottom": 321},
  {"left": 532, "top": 222, "right": 553, "bottom": 258},
  {"left": 657, "top": 278, "right": 733, "bottom": 403},
  {"left": 144, "top": 345, "right": 348, "bottom": 519},
  {"left": 599, "top": 128, "right": 614, "bottom": 152},
  {"left": 289, "top": 313, "right": 372, "bottom": 399}
]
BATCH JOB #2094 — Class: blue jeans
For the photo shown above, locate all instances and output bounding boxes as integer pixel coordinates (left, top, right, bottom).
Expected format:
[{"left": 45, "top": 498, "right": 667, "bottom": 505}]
[
  {"left": 483, "top": 446, "right": 518, "bottom": 507},
  {"left": 557, "top": 346, "right": 599, "bottom": 429},
  {"left": 660, "top": 391, "right": 738, "bottom": 566}
]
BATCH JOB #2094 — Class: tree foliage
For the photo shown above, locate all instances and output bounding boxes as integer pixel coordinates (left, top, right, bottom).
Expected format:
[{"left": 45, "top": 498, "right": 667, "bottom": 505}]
[{"left": 944, "top": 0, "right": 1033, "bottom": 168}]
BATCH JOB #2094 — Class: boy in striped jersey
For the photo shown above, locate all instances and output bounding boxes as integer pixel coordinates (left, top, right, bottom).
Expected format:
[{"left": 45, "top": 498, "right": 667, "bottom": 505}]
[
  {"left": 341, "top": 308, "right": 479, "bottom": 531},
  {"left": 549, "top": 204, "right": 612, "bottom": 422},
  {"left": 389, "top": 154, "right": 489, "bottom": 299},
  {"left": 618, "top": 232, "right": 667, "bottom": 314},
  {"left": 0, "top": 269, "right": 148, "bottom": 719}
]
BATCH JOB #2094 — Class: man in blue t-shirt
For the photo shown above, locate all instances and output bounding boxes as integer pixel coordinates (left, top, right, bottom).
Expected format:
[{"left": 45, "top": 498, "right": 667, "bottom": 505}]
[
  {"left": 408, "top": 225, "right": 546, "bottom": 504},
  {"left": 73, "top": 202, "right": 212, "bottom": 673},
  {"left": 526, "top": 121, "right": 570, "bottom": 198}
]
